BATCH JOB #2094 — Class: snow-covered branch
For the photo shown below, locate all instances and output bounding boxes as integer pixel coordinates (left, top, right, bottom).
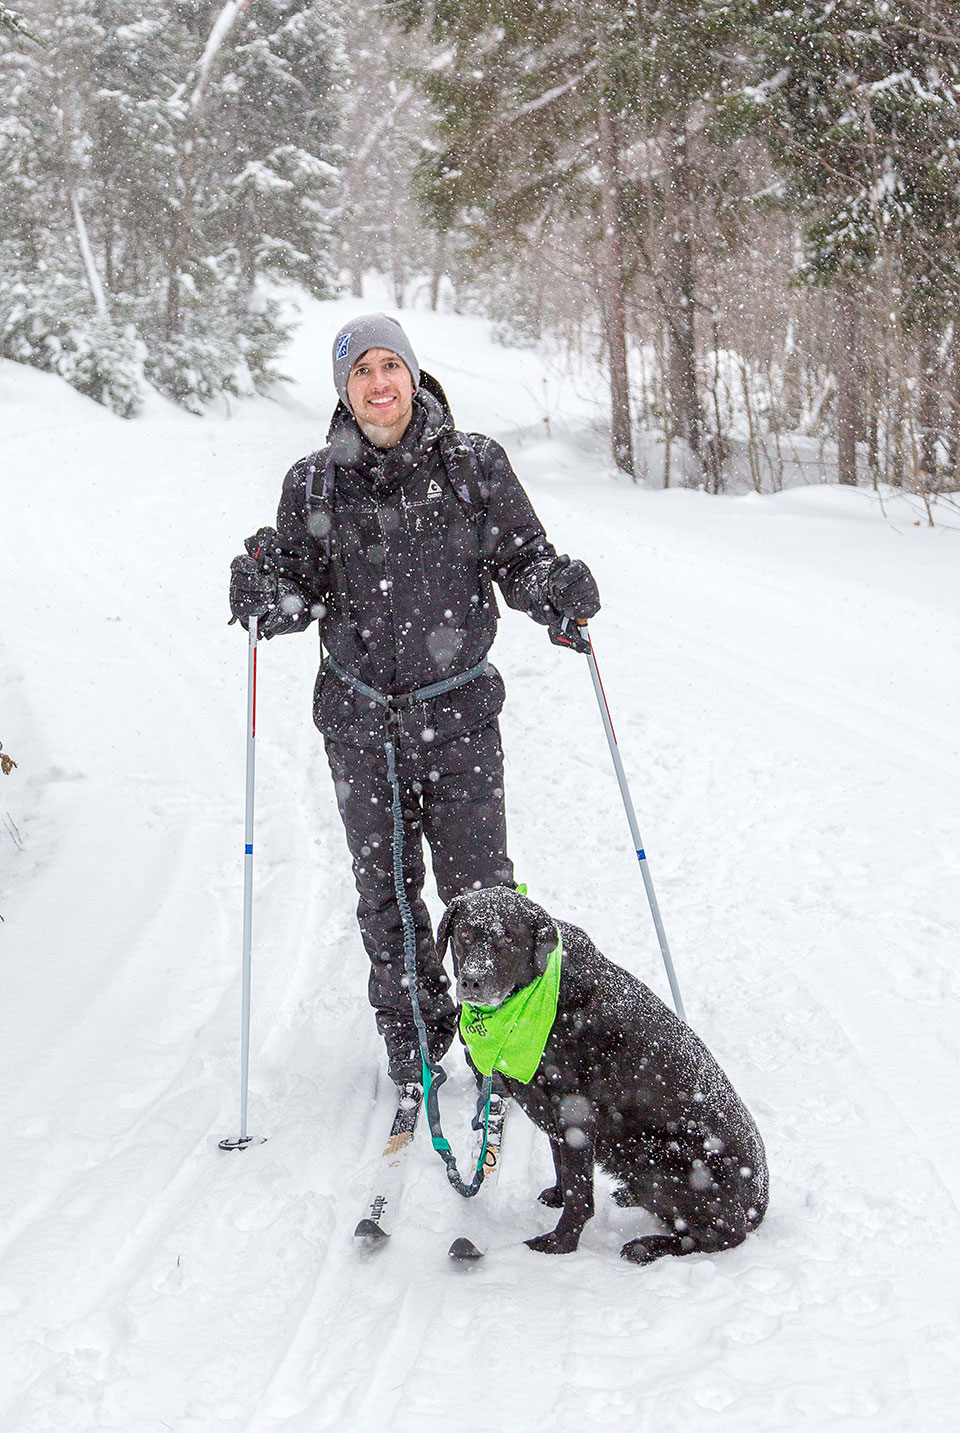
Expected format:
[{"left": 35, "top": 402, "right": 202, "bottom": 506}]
[
  {"left": 189, "top": 0, "right": 252, "bottom": 116},
  {"left": 351, "top": 84, "right": 414, "bottom": 168}
]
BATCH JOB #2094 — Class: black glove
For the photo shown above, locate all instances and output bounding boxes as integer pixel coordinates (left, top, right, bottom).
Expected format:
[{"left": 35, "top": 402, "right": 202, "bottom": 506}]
[
  {"left": 229, "top": 527, "right": 279, "bottom": 626},
  {"left": 547, "top": 555, "right": 600, "bottom": 620}
]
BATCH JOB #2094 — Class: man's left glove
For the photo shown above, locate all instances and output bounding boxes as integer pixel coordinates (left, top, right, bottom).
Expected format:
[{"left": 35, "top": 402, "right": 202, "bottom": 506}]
[
  {"left": 547, "top": 555, "right": 600, "bottom": 620},
  {"left": 548, "top": 616, "right": 591, "bottom": 654},
  {"left": 546, "top": 555, "right": 599, "bottom": 654}
]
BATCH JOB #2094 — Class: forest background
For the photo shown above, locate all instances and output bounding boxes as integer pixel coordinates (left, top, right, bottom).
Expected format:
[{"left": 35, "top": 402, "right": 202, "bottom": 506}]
[{"left": 2, "top": 0, "right": 959, "bottom": 504}]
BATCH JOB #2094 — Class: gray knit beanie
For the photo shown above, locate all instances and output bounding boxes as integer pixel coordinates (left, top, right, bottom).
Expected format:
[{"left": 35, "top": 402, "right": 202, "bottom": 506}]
[{"left": 332, "top": 313, "right": 420, "bottom": 407}]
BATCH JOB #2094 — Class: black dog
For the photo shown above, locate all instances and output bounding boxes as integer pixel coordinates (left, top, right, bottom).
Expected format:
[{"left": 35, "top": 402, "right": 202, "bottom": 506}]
[{"left": 436, "top": 888, "right": 768, "bottom": 1264}]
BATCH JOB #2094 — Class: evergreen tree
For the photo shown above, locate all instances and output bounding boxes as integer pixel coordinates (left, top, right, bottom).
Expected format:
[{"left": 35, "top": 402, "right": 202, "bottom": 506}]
[
  {"left": 398, "top": 0, "right": 638, "bottom": 471},
  {"left": 0, "top": 3, "right": 38, "bottom": 41},
  {"left": 396, "top": 0, "right": 757, "bottom": 481},
  {"left": 201, "top": 0, "right": 343, "bottom": 298},
  {"left": 0, "top": 0, "right": 142, "bottom": 411},
  {"left": 334, "top": 12, "right": 438, "bottom": 308},
  {"left": 757, "top": 1, "right": 960, "bottom": 487},
  {"left": 0, "top": 0, "right": 343, "bottom": 414}
]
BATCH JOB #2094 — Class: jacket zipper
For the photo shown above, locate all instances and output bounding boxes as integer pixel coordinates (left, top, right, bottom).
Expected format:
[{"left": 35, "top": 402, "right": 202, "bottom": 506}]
[{"left": 374, "top": 455, "right": 405, "bottom": 689}]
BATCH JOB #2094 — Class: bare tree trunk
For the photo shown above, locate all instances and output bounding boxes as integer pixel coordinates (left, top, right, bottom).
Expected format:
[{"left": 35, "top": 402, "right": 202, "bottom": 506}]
[
  {"left": 665, "top": 116, "right": 702, "bottom": 477},
  {"left": 654, "top": 325, "right": 672, "bottom": 488},
  {"left": 835, "top": 284, "right": 859, "bottom": 485},
  {"left": 917, "top": 322, "right": 941, "bottom": 490},
  {"left": 892, "top": 368, "right": 905, "bottom": 487},
  {"left": 706, "top": 314, "right": 726, "bottom": 492},
  {"left": 866, "top": 353, "right": 881, "bottom": 488},
  {"left": 781, "top": 227, "right": 805, "bottom": 426},
  {"left": 595, "top": 50, "right": 634, "bottom": 478},
  {"left": 740, "top": 356, "right": 762, "bottom": 493},
  {"left": 947, "top": 327, "right": 960, "bottom": 484},
  {"left": 390, "top": 218, "right": 406, "bottom": 308},
  {"left": 429, "top": 231, "right": 447, "bottom": 311}
]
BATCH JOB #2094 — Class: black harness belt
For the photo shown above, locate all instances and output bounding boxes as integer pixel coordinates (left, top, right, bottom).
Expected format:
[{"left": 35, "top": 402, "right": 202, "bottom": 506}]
[{"left": 325, "top": 655, "right": 490, "bottom": 710}]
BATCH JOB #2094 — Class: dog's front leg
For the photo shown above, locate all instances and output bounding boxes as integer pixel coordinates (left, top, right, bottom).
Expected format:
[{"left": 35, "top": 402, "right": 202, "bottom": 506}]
[
  {"left": 526, "top": 1098, "right": 596, "bottom": 1255},
  {"left": 526, "top": 1135, "right": 594, "bottom": 1254},
  {"left": 538, "top": 1136, "right": 565, "bottom": 1209}
]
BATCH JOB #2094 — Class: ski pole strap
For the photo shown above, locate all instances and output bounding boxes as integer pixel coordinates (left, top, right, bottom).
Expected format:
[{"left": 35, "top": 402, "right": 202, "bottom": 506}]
[
  {"left": 383, "top": 736, "right": 492, "bottom": 1198},
  {"left": 327, "top": 656, "right": 489, "bottom": 710}
]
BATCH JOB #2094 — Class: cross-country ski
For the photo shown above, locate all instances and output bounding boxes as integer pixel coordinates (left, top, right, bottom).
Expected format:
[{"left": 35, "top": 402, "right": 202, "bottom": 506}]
[
  {"left": 448, "top": 1090, "right": 510, "bottom": 1261},
  {"left": 354, "top": 1082, "right": 423, "bottom": 1245}
]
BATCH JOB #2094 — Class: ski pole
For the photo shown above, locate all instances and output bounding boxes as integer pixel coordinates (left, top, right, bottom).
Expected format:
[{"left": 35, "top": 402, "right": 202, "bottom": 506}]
[
  {"left": 571, "top": 619, "right": 687, "bottom": 1023},
  {"left": 220, "top": 614, "right": 266, "bottom": 1150}
]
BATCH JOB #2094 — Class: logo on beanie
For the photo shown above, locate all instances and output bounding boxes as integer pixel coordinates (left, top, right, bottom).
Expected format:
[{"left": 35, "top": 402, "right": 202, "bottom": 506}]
[{"left": 336, "top": 332, "right": 352, "bottom": 361}]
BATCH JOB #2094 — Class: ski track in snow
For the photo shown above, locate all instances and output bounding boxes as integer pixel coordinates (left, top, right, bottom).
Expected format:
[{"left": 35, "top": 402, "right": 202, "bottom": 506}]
[{"left": 2, "top": 291, "right": 959, "bottom": 1431}]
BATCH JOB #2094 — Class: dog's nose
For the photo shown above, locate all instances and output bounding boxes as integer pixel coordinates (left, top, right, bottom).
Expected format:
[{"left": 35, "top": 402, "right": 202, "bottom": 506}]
[{"left": 458, "top": 970, "right": 484, "bottom": 1000}]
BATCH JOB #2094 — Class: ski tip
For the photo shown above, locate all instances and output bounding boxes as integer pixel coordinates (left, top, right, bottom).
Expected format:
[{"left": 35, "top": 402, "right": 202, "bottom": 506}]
[
  {"left": 355, "top": 1218, "right": 390, "bottom": 1244},
  {"left": 448, "top": 1237, "right": 484, "bottom": 1261}
]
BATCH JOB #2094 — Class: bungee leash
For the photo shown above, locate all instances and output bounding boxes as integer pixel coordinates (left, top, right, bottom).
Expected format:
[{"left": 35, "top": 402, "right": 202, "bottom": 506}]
[
  {"left": 327, "top": 652, "right": 498, "bottom": 1197},
  {"left": 384, "top": 736, "right": 494, "bottom": 1198}
]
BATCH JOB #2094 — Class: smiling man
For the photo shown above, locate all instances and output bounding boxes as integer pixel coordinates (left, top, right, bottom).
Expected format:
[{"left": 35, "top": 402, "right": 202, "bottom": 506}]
[
  {"left": 346, "top": 346, "right": 415, "bottom": 447},
  {"left": 228, "top": 312, "right": 600, "bottom": 1089}
]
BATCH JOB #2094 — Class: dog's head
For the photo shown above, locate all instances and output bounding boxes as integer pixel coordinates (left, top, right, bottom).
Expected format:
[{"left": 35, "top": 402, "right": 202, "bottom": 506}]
[{"left": 436, "top": 887, "right": 560, "bottom": 1008}]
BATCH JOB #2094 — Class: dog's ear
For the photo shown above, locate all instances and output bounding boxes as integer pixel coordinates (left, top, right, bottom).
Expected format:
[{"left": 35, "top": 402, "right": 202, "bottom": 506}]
[
  {"left": 534, "top": 918, "right": 560, "bottom": 975},
  {"left": 436, "top": 896, "right": 464, "bottom": 964}
]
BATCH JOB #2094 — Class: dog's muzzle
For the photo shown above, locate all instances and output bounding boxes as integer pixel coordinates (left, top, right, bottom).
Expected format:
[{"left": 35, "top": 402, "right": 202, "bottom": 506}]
[{"left": 456, "top": 965, "right": 514, "bottom": 1008}]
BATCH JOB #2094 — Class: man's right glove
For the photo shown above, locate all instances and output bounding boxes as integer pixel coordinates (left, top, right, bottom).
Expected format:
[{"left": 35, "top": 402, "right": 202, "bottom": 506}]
[
  {"left": 545, "top": 555, "right": 599, "bottom": 654},
  {"left": 229, "top": 527, "right": 279, "bottom": 627},
  {"left": 546, "top": 555, "right": 600, "bottom": 620}
]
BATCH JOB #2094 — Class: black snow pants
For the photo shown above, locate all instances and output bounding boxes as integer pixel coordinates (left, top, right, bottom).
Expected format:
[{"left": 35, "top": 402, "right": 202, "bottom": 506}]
[{"left": 324, "top": 718, "right": 515, "bottom": 1083}]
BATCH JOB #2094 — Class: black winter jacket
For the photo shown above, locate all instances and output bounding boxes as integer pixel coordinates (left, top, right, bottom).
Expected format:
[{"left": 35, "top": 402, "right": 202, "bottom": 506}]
[{"left": 266, "top": 374, "right": 561, "bottom": 750}]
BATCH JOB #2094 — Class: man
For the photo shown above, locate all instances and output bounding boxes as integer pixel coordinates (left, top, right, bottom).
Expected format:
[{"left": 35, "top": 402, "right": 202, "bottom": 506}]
[{"left": 229, "top": 313, "right": 600, "bottom": 1087}]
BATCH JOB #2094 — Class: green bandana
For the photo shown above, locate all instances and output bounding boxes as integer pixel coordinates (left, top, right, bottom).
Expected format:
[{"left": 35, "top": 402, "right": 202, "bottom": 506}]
[{"left": 460, "top": 936, "right": 562, "bottom": 1083}]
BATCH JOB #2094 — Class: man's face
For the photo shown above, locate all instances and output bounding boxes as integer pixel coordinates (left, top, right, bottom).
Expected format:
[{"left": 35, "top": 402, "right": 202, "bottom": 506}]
[{"left": 346, "top": 347, "right": 415, "bottom": 447}]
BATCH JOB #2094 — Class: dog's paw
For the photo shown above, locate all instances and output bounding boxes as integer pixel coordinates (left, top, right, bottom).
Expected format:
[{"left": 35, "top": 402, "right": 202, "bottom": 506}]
[
  {"left": 538, "top": 1184, "right": 563, "bottom": 1208},
  {"left": 620, "top": 1235, "right": 682, "bottom": 1265},
  {"left": 525, "top": 1230, "right": 580, "bottom": 1256}
]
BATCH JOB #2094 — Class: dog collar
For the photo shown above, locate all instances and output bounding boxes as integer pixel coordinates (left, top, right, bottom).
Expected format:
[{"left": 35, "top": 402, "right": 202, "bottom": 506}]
[{"left": 459, "top": 936, "right": 562, "bottom": 1083}]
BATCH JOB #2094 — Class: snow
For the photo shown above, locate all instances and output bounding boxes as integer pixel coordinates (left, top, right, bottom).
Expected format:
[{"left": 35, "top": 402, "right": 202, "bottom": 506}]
[{"left": 2, "top": 288, "right": 959, "bottom": 1431}]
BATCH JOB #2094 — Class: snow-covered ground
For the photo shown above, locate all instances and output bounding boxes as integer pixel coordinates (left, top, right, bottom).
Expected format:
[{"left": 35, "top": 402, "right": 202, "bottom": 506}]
[{"left": 2, "top": 291, "right": 959, "bottom": 1432}]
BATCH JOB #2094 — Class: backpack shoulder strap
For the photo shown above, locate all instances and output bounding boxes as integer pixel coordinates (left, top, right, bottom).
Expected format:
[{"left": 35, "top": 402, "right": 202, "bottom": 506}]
[
  {"left": 442, "top": 430, "right": 490, "bottom": 519},
  {"left": 304, "top": 446, "right": 335, "bottom": 511},
  {"left": 304, "top": 446, "right": 335, "bottom": 556}
]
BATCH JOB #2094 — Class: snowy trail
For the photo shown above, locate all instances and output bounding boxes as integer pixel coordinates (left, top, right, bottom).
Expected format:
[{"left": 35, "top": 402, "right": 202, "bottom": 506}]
[{"left": 3, "top": 293, "right": 960, "bottom": 1430}]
